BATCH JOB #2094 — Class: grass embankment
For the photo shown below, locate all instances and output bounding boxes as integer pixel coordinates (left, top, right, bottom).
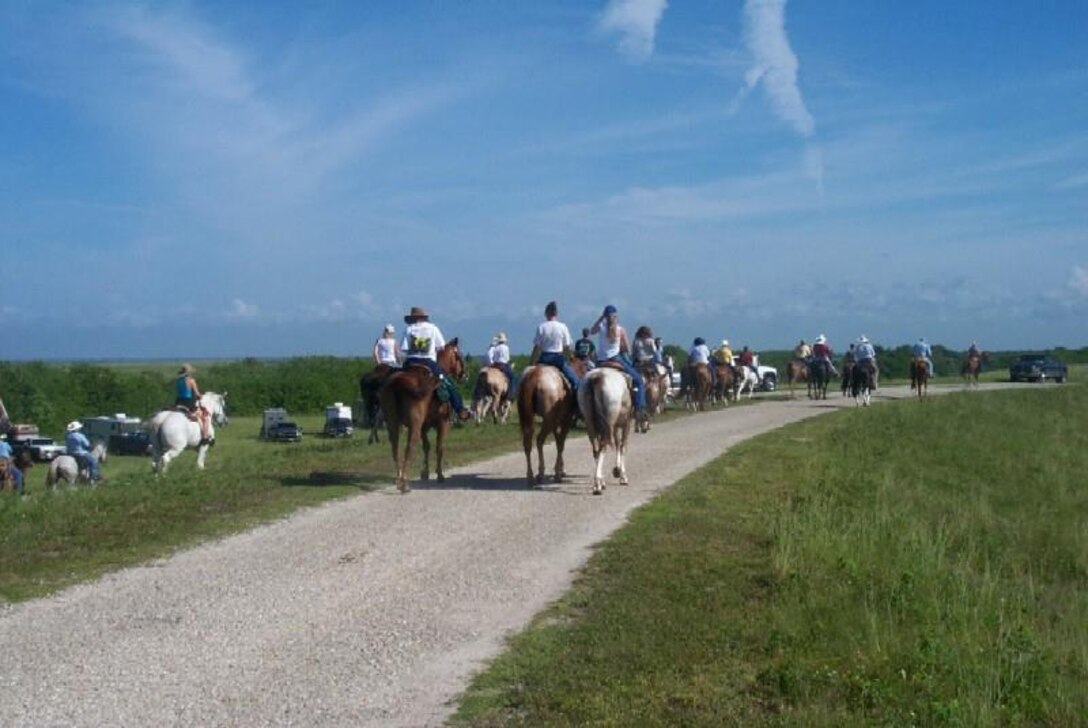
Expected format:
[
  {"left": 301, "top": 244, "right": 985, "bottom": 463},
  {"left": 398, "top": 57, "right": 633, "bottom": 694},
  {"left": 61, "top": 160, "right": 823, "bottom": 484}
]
[
  {"left": 0, "top": 416, "right": 520, "bottom": 602},
  {"left": 454, "top": 384, "right": 1088, "bottom": 726}
]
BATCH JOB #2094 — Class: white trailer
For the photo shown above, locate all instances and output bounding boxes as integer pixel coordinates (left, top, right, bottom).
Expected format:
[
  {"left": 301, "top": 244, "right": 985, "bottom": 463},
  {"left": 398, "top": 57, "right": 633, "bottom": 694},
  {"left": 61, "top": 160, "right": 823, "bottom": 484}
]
[{"left": 261, "top": 408, "right": 288, "bottom": 438}]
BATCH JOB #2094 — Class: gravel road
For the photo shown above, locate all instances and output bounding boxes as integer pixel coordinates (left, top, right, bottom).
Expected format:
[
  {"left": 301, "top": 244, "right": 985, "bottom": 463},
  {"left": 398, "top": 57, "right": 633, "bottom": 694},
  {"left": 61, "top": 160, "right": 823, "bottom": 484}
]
[{"left": 0, "top": 384, "right": 1005, "bottom": 727}]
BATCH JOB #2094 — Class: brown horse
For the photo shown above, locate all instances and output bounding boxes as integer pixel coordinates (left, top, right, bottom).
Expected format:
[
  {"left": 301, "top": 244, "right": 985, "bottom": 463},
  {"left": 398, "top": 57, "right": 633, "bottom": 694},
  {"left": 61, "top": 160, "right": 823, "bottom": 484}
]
[
  {"left": 517, "top": 360, "right": 586, "bottom": 486},
  {"left": 637, "top": 363, "right": 667, "bottom": 433},
  {"left": 961, "top": 354, "right": 982, "bottom": 389},
  {"left": 785, "top": 358, "right": 808, "bottom": 399},
  {"left": 472, "top": 366, "right": 511, "bottom": 425},
  {"left": 686, "top": 363, "right": 712, "bottom": 411},
  {"left": 840, "top": 359, "right": 855, "bottom": 397},
  {"left": 712, "top": 362, "right": 736, "bottom": 405},
  {"left": 379, "top": 339, "right": 466, "bottom": 493},
  {"left": 910, "top": 357, "right": 929, "bottom": 398}
]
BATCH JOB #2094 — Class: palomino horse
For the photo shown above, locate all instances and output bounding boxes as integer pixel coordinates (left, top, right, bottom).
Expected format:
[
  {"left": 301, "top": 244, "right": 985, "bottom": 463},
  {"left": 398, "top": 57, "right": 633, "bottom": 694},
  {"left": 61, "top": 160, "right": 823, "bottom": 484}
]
[
  {"left": 851, "top": 361, "right": 876, "bottom": 407},
  {"left": 359, "top": 364, "right": 396, "bottom": 444},
  {"left": 472, "top": 366, "right": 511, "bottom": 425},
  {"left": 380, "top": 340, "right": 466, "bottom": 493},
  {"left": 577, "top": 367, "right": 633, "bottom": 495},
  {"left": 910, "top": 358, "right": 929, "bottom": 398},
  {"left": 46, "top": 442, "right": 108, "bottom": 488},
  {"left": 685, "top": 363, "right": 713, "bottom": 411},
  {"left": 637, "top": 363, "right": 668, "bottom": 433},
  {"left": 146, "top": 392, "right": 229, "bottom": 475},
  {"left": 516, "top": 359, "right": 587, "bottom": 486},
  {"left": 961, "top": 354, "right": 983, "bottom": 389},
  {"left": 785, "top": 359, "right": 808, "bottom": 399},
  {"left": 808, "top": 358, "right": 831, "bottom": 400}
]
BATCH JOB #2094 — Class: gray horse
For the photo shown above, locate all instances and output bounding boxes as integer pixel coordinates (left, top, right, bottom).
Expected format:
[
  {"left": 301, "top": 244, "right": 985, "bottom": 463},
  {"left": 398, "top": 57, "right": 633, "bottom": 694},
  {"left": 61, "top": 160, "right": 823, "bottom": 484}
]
[{"left": 46, "top": 442, "right": 108, "bottom": 488}]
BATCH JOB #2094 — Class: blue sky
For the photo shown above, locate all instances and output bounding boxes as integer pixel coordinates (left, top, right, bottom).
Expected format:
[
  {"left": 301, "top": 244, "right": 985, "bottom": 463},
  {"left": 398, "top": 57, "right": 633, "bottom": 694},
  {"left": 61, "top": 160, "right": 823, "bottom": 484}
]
[{"left": 2, "top": 0, "right": 1086, "bottom": 359}]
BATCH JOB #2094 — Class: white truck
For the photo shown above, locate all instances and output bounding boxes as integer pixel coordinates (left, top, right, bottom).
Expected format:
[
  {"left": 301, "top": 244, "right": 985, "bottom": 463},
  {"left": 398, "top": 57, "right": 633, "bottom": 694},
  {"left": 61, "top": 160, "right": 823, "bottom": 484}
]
[{"left": 733, "top": 355, "right": 778, "bottom": 392}]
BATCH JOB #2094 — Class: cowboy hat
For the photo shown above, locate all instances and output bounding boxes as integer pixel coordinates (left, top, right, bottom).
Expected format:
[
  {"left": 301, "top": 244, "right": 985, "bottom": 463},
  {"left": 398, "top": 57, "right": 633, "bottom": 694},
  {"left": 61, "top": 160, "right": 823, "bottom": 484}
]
[
  {"left": 721, "top": 339, "right": 729, "bottom": 347},
  {"left": 66, "top": 421, "right": 83, "bottom": 432},
  {"left": 496, "top": 332, "right": 507, "bottom": 343},
  {"left": 178, "top": 363, "right": 195, "bottom": 374},
  {"left": 815, "top": 334, "right": 827, "bottom": 344},
  {"left": 858, "top": 335, "right": 870, "bottom": 343},
  {"left": 404, "top": 306, "right": 429, "bottom": 323}
]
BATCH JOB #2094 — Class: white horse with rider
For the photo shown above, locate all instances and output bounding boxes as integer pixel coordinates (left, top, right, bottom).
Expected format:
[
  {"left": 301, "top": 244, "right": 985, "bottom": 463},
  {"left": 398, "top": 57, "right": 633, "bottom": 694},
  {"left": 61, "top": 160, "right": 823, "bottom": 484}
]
[
  {"left": 145, "top": 392, "right": 228, "bottom": 475},
  {"left": 577, "top": 367, "right": 633, "bottom": 495},
  {"left": 45, "top": 441, "right": 108, "bottom": 488},
  {"left": 735, "top": 365, "right": 761, "bottom": 399}
]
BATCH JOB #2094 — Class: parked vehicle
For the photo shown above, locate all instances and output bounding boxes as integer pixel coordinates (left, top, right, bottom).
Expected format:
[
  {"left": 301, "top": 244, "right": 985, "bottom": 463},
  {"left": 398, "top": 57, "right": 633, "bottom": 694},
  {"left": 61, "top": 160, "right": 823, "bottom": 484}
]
[
  {"left": 108, "top": 431, "right": 153, "bottom": 456},
  {"left": 11, "top": 435, "right": 67, "bottom": 462},
  {"left": 267, "top": 421, "right": 303, "bottom": 443},
  {"left": 1009, "top": 354, "right": 1068, "bottom": 383},
  {"left": 323, "top": 402, "right": 354, "bottom": 437}
]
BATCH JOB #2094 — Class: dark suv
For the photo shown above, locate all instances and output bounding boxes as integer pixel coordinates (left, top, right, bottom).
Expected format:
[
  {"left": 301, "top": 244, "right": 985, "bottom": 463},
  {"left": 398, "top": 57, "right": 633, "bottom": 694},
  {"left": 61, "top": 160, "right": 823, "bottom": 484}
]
[{"left": 1009, "top": 354, "right": 1068, "bottom": 383}]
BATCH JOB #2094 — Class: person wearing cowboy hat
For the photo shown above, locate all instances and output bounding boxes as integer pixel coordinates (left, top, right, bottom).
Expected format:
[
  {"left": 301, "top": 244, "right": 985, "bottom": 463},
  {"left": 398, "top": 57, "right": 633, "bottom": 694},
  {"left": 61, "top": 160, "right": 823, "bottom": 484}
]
[
  {"left": 64, "top": 420, "right": 101, "bottom": 483},
  {"left": 854, "top": 335, "right": 878, "bottom": 388},
  {"left": 175, "top": 363, "right": 211, "bottom": 441},
  {"left": 486, "top": 332, "right": 517, "bottom": 402},
  {"left": 812, "top": 334, "right": 838, "bottom": 377},
  {"left": 0, "top": 432, "right": 26, "bottom": 494},
  {"left": 400, "top": 306, "right": 472, "bottom": 420},
  {"left": 373, "top": 324, "right": 403, "bottom": 367}
]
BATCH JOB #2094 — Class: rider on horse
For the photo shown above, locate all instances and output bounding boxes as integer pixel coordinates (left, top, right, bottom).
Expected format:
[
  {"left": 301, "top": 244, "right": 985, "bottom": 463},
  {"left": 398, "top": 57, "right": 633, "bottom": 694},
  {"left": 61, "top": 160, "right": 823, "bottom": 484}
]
[
  {"left": 0, "top": 433, "right": 25, "bottom": 494},
  {"left": 590, "top": 305, "right": 646, "bottom": 417},
  {"left": 486, "top": 332, "right": 517, "bottom": 402},
  {"left": 373, "top": 324, "right": 403, "bottom": 367},
  {"left": 531, "top": 301, "right": 581, "bottom": 397},
  {"left": 793, "top": 338, "right": 812, "bottom": 363},
  {"left": 812, "top": 334, "right": 838, "bottom": 377},
  {"left": 175, "top": 363, "right": 211, "bottom": 442},
  {"left": 690, "top": 337, "right": 715, "bottom": 388},
  {"left": 912, "top": 337, "right": 934, "bottom": 377},
  {"left": 64, "top": 421, "right": 101, "bottom": 483},
  {"left": 401, "top": 306, "right": 472, "bottom": 421},
  {"left": 855, "top": 335, "right": 878, "bottom": 388}
]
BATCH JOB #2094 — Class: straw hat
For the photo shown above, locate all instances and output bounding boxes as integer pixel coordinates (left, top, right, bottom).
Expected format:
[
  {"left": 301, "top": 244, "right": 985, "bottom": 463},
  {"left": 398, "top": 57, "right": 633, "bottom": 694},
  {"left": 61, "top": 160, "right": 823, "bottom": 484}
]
[
  {"left": 66, "top": 421, "right": 83, "bottom": 432},
  {"left": 496, "top": 332, "right": 507, "bottom": 343},
  {"left": 178, "top": 363, "right": 195, "bottom": 374}
]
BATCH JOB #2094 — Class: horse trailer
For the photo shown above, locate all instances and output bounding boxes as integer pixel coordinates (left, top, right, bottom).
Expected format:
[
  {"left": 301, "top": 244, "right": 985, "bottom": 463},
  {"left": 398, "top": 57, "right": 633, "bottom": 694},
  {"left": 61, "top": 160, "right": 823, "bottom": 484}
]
[
  {"left": 261, "top": 408, "right": 288, "bottom": 439},
  {"left": 81, "top": 414, "right": 142, "bottom": 445},
  {"left": 324, "top": 402, "right": 353, "bottom": 437}
]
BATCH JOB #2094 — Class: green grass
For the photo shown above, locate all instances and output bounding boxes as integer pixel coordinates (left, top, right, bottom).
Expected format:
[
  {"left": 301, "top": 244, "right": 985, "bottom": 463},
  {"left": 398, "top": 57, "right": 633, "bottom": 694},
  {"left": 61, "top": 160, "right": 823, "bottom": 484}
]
[
  {"left": 0, "top": 415, "right": 524, "bottom": 602},
  {"left": 452, "top": 384, "right": 1088, "bottom": 726}
]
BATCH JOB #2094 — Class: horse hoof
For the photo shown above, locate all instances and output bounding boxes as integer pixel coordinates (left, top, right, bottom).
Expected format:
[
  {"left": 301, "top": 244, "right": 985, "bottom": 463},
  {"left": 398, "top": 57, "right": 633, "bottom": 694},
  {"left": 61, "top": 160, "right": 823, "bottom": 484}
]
[
  {"left": 437, "top": 473, "right": 446, "bottom": 482},
  {"left": 619, "top": 476, "right": 629, "bottom": 486},
  {"left": 612, "top": 466, "right": 621, "bottom": 478},
  {"left": 593, "top": 488, "right": 603, "bottom": 496}
]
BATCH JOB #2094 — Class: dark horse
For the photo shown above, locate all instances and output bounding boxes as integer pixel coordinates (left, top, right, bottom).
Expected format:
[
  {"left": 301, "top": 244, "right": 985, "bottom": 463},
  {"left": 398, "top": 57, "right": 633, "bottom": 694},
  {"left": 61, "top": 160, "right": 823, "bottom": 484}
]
[
  {"left": 360, "top": 364, "right": 396, "bottom": 444},
  {"left": 379, "top": 339, "right": 465, "bottom": 493},
  {"left": 840, "top": 358, "right": 855, "bottom": 397},
  {"left": 712, "top": 362, "right": 736, "bottom": 405},
  {"left": 850, "top": 359, "right": 876, "bottom": 407},
  {"left": 807, "top": 358, "right": 831, "bottom": 400},
  {"left": 910, "top": 357, "right": 929, "bottom": 398},
  {"left": 685, "top": 363, "right": 713, "bottom": 411}
]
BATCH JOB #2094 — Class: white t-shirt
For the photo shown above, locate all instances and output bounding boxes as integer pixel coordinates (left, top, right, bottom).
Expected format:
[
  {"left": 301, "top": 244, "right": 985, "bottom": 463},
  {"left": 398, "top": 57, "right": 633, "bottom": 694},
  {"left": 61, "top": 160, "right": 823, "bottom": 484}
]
[
  {"left": 401, "top": 321, "right": 445, "bottom": 361},
  {"left": 488, "top": 343, "right": 511, "bottom": 364},
  {"left": 533, "top": 320, "right": 573, "bottom": 354},
  {"left": 374, "top": 337, "right": 399, "bottom": 365}
]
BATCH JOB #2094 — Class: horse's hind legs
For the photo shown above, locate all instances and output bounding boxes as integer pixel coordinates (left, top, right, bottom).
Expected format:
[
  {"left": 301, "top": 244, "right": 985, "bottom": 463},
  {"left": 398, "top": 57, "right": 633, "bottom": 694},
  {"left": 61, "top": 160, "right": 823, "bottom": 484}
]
[{"left": 419, "top": 431, "right": 431, "bottom": 481}]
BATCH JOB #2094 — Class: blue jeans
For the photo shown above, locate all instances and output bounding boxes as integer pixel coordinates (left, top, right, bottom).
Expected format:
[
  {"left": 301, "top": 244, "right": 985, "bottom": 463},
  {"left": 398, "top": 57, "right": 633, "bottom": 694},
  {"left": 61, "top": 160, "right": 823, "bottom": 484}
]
[
  {"left": 604, "top": 354, "right": 646, "bottom": 411},
  {"left": 75, "top": 453, "right": 100, "bottom": 481},
  {"left": 405, "top": 357, "right": 466, "bottom": 413},
  {"left": 6, "top": 464, "right": 24, "bottom": 494},
  {"left": 494, "top": 362, "right": 517, "bottom": 399},
  {"left": 538, "top": 352, "right": 580, "bottom": 393}
]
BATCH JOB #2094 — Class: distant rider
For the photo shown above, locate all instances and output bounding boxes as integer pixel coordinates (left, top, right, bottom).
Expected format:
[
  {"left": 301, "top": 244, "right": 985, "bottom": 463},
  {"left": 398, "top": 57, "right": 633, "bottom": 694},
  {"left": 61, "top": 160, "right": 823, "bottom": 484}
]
[
  {"left": 0, "top": 433, "right": 25, "bottom": 495},
  {"left": 912, "top": 337, "right": 934, "bottom": 377},
  {"left": 175, "top": 363, "right": 211, "bottom": 442},
  {"left": 64, "top": 421, "right": 101, "bottom": 483},
  {"left": 689, "top": 336, "right": 715, "bottom": 388},
  {"left": 793, "top": 339, "right": 812, "bottom": 363},
  {"left": 812, "top": 334, "right": 838, "bottom": 377},
  {"left": 855, "top": 335, "right": 878, "bottom": 388},
  {"left": 487, "top": 332, "right": 517, "bottom": 402},
  {"left": 530, "top": 301, "right": 581, "bottom": 396},
  {"left": 573, "top": 327, "right": 597, "bottom": 368},
  {"left": 590, "top": 305, "right": 647, "bottom": 417},
  {"left": 373, "top": 324, "right": 403, "bottom": 367}
]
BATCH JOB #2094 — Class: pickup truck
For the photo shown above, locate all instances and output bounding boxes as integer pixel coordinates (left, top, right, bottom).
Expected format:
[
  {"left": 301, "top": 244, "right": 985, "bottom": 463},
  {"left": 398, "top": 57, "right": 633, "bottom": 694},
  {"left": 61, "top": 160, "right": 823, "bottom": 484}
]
[
  {"left": 734, "top": 355, "right": 778, "bottom": 392},
  {"left": 11, "top": 435, "right": 68, "bottom": 462}
]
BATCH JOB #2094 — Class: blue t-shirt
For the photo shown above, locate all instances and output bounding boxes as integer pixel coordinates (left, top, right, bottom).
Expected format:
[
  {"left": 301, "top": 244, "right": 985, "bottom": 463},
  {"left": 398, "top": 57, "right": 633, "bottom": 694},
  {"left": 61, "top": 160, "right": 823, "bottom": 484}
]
[
  {"left": 0, "top": 441, "right": 13, "bottom": 459},
  {"left": 177, "top": 375, "right": 195, "bottom": 399}
]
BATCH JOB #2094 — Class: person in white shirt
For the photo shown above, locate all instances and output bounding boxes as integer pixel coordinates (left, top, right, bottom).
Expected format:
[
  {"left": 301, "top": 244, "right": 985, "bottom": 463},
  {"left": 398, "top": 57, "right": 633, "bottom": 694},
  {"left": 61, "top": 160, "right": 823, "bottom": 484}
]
[
  {"left": 589, "top": 304, "right": 646, "bottom": 414},
  {"left": 529, "top": 301, "right": 579, "bottom": 395},
  {"left": 486, "top": 332, "right": 516, "bottom": 401},
  {"left": 373, "top": 324, "right": 403, "bottom": 367},
  {"left": 400, "top": 306, "right": 471, "bottom": 420}
]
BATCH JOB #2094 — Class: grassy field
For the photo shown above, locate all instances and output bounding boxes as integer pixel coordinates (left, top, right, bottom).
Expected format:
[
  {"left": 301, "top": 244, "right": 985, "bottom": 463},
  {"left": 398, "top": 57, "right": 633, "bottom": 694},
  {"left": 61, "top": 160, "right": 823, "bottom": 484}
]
[{"left": 453, "top": 383, "right": 1087, "bottom": 726}]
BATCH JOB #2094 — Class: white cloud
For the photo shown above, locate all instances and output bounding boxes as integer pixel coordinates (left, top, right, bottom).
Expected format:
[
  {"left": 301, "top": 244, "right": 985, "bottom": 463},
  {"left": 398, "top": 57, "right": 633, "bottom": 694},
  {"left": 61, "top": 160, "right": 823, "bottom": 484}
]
[
  {"left": 599, "top": 0, "right": 669, "bottom": 60},
  {"left": 741, "top": 0, "right": 814, "bottom": 137},
  {"left": 226, "top": 299, "right": 260, "bottom": 320}
]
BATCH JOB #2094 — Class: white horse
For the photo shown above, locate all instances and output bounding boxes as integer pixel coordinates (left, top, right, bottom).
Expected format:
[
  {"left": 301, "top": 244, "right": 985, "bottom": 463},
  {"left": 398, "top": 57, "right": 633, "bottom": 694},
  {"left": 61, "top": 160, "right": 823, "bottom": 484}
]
[
  {"left": 46, "top": 442, "right": 108, "bottom": 488},
  {"left": 145, "top": 392, "right": 228, "bottom": 475},
  {"left": 577, "top": 368, "right": 633, "bottom": 495},
  {"left": 736, "top": 366, "right": 761, "bottom": 399}
]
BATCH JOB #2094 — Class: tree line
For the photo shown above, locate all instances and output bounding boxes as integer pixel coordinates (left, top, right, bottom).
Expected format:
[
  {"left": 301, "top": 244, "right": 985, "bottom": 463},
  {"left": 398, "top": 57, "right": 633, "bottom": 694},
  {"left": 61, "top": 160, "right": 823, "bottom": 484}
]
[{"left": 2, "top": 345, "right": 1084, "bottom": 435}]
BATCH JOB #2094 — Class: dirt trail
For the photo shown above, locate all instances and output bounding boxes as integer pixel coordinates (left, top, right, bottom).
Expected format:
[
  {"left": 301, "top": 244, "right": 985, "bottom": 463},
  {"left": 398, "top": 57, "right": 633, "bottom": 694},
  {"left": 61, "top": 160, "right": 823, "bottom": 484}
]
[{"left": 0, "top": 384, "right": 1005, "bottom": 726}]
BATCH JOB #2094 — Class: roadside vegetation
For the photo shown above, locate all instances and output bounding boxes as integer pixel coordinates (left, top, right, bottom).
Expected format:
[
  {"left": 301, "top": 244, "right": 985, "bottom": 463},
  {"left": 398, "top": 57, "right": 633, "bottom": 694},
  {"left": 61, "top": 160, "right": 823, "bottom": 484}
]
[{"left": 453, "top": 381, "right": 1087, "bottom": 726}]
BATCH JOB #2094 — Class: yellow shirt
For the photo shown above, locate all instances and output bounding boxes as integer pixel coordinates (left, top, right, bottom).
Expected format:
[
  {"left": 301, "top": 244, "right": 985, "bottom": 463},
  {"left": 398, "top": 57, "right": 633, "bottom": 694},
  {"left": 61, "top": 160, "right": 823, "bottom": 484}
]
[
  {"left": 795, "top": 344, "right": 812, "bottom": 359},
  {"left": 715, "top": 347, "right": 734, "bottom": 364}
]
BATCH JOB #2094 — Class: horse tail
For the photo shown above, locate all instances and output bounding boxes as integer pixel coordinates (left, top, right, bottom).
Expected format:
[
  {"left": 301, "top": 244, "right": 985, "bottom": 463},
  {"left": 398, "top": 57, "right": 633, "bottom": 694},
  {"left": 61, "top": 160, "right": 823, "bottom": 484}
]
[{"left": 588, "top": 375, "right": 614, "bottom": 449}]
